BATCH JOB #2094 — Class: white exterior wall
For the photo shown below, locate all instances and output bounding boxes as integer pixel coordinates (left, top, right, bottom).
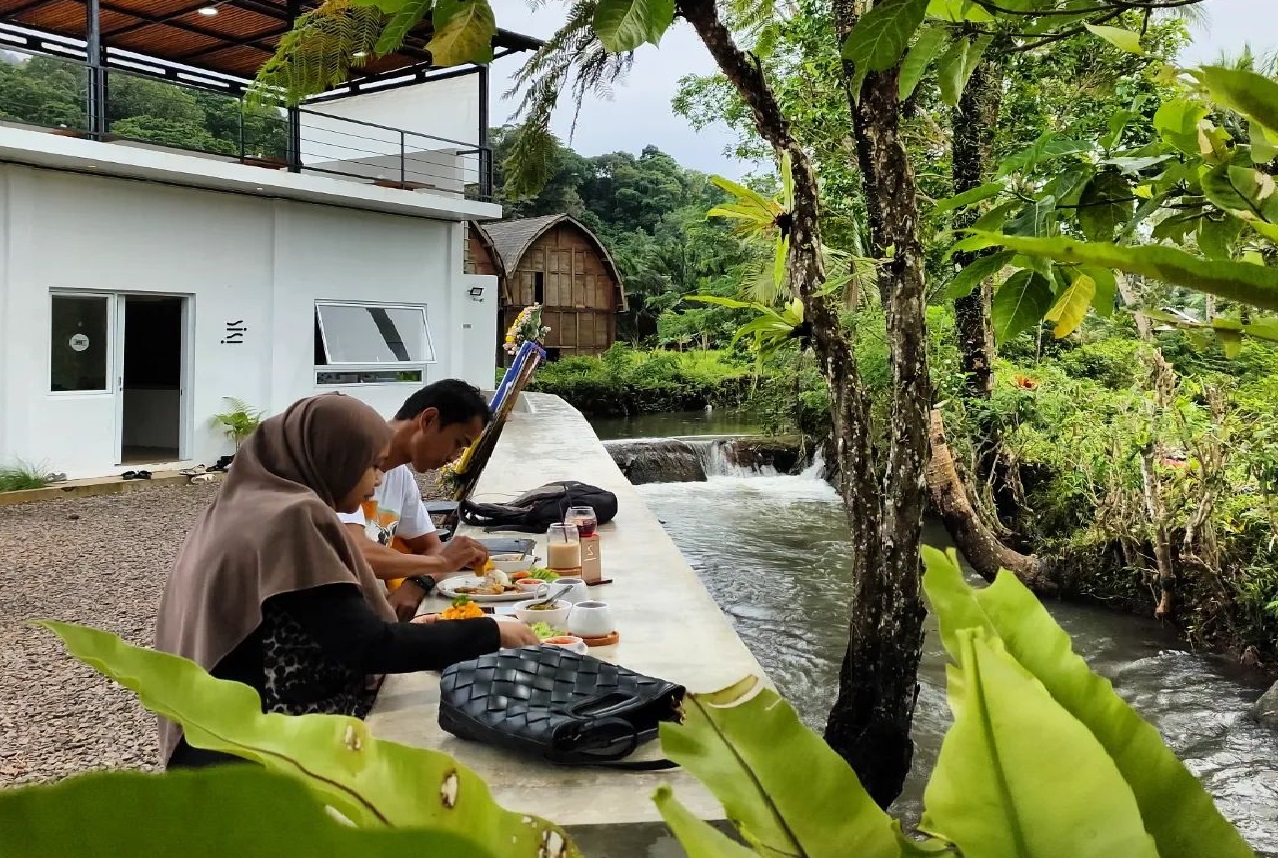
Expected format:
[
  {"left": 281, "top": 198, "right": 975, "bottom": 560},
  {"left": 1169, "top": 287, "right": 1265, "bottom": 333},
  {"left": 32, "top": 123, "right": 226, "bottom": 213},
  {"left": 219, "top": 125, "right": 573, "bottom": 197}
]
[
  {"left": 0, "top": 163, "right": 499, "bottom": 478},
  {"left": 300, "top": 77, "right": 480, "bottom": 194}
]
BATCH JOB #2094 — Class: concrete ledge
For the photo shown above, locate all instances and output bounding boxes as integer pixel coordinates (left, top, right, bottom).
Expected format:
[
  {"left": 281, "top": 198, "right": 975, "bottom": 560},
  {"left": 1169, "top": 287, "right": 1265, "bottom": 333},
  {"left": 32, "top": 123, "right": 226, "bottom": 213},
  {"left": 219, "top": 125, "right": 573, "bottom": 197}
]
[
  {"left": 0, "top": 471, "right": 224, "bottom": 507},
  {"left": 367, "top": 393, "right": 766, "bottom": 838}
]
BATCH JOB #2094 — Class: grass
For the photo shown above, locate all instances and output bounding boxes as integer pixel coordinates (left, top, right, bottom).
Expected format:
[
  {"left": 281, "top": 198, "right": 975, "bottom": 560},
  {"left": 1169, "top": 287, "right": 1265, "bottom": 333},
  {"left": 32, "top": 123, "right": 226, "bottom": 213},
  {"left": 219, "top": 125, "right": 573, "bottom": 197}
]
[{"left": 0, "top": 460, "right": 50, "bottom": 493}]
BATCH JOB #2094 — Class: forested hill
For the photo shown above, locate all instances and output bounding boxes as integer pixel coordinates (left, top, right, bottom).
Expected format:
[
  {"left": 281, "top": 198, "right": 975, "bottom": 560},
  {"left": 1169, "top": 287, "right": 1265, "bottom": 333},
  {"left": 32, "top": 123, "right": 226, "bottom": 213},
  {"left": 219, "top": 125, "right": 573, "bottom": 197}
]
[{"left": 487, "top": 127, "right": 760, "bottom": 343}]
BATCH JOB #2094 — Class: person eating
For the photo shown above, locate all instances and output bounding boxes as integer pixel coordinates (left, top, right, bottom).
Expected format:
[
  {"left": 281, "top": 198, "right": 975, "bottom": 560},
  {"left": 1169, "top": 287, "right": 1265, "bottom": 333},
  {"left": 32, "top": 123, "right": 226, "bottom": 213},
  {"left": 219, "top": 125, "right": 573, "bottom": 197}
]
[
  {"left": 156, "top": 392, "right": 537, "bottom": 770},
  {"left": 337, "top": 379, "right": 495, "bottom": 620}
]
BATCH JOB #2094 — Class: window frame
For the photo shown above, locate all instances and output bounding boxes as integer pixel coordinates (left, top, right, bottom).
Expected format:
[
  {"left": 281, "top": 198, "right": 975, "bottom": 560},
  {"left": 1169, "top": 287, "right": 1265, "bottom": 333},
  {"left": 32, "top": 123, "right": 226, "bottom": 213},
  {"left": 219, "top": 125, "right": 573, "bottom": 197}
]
[
  {"left": 48, "top": 290, "right": 115, "bottom": 396},
  {"left": 313, "top": 300, "right": 438, "bottom": 375}
]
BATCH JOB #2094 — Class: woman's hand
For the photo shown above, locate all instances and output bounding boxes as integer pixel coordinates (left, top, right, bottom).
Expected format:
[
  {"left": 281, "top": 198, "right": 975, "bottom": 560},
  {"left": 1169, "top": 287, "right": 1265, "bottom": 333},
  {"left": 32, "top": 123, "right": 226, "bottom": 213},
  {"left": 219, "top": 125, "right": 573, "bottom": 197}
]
[
  {"left": 410, "top": 613, "right": 439, "bottom": 625},
  {"left": 494, "top": 617, "right": 539, "bottom": 648}
]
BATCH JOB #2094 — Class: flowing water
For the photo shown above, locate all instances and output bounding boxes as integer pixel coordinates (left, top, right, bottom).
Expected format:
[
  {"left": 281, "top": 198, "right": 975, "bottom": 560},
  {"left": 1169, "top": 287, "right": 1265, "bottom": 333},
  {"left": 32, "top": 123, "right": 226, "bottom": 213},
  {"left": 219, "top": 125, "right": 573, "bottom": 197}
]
[{"left": 605, "top": 422, "right": 1278, "bottom": 850}]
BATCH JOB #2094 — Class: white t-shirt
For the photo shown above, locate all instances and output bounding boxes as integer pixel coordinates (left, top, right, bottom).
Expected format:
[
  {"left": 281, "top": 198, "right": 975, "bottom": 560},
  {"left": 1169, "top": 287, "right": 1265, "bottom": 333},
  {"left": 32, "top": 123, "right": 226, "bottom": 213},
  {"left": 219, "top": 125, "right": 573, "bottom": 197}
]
[{"left": 337, "top": 464, "right": 436, "bottom": 549}]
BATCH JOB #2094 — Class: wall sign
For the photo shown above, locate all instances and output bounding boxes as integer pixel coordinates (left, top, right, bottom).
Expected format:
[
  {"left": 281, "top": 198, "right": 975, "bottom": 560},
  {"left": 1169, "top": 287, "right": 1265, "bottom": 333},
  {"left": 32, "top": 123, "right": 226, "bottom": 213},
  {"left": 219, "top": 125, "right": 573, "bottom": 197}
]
[
  {"left": 69, "top": 333, "right": 90, "bottom": 352},
  {"left": 221, "top": 320, "right": 247, "bottom": 345}
]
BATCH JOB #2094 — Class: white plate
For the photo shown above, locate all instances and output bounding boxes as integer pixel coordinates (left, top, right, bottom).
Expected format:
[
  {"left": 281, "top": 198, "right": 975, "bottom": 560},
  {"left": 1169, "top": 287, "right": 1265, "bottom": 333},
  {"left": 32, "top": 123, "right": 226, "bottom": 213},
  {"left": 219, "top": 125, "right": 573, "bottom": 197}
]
[{"left": 436, "top": 575, "right": 537, "bottom": 603}]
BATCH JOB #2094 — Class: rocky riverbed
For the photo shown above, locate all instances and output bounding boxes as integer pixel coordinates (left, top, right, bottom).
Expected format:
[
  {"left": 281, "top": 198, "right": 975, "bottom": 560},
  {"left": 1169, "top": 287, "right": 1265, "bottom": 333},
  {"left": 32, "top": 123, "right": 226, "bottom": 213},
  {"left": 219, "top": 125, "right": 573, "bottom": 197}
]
[{"left": 0, "top": 472, "right": 446, "bottom": 785}]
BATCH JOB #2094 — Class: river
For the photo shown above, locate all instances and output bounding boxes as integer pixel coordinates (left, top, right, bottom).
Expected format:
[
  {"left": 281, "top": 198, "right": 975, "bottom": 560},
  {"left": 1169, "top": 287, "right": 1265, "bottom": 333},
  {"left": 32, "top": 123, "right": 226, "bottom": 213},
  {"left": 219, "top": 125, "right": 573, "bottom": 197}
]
[{"left": 598, "top": 411, "right": 1278, "bottom": 851}]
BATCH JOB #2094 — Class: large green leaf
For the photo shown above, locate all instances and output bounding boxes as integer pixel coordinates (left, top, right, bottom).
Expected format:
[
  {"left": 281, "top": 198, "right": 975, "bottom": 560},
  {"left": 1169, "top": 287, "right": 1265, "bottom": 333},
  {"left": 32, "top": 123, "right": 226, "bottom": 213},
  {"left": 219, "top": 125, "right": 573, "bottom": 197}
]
[
  {"left": 0, "top": 766, "right": 493, "bottom": 857},
  {"left": 841, "top": 0, "right": 931, "bottom": 96},
  {"left": 995, "top": 133, "right": 1089, "bottom": 179},
  {"left": 967, "top": 232, "right": 1278, "bottom": 312},
  {"left": 1153, "top": 98, "right": 1209, "bottom": 157},
  {"left": 923, "top": 629, "right": 1160, "bottom": 858},
  {"left": 898, "top": 24, "right": 951, "bottom": 100},
  {"left": 374, "top": 0, "right": 431, "bottom": 57},
  {"left": 592, "top": 0, "right": 676, "bottom": 52},
  {"left": 934, "top": 181, "right": 1004, "bottom": 214},
  {"left": 926, "top": 0, "right": 993, "bottom": 22},
  {"left": 1083, "top": 23, "right": 1143, "bottom": 55},
  {"left": 1196, "top": 65, "right": 1278, "bottom": 140},
  {"left": 1044, "top": 272, "right": 1095, "bottom": 338},
  {"left": 936, "top": 36, "right": 968, "bottom": 108},
  {"left": 1198, "top": 214, "right": 1246, "bottom": 260},
  {"left": 920, "top": 548, "right": 1255, "bottom": 858},
  {"left": 38, "top": 621, "right": 575, "bottom": 856},
  {"left": 658, "top": 676, "right": 902, "bottom": 858},
  {"left": 944, "top": 250, "right": 1015, "bottom": 300},
  {"left": 1003, "top": 195, "right": 1056, "bottom": 238},
  {"left": 991, "top": 269, "right": 1052, "bottom": 342},
  {"left": 425, "top": 0, "right": 495, "bottom": 66},
  {"left": 1078, "top": 172, "right": 1133, "bottom": 241},
  {"left": 653, "top": 786, "right": 757, "bottom": 858},
  {"left": 1084, "top": 265, "right": 1117, "bottom": 316},
  {"left": 1201, "top": 164, "right": 1278, "bottom": 225}
]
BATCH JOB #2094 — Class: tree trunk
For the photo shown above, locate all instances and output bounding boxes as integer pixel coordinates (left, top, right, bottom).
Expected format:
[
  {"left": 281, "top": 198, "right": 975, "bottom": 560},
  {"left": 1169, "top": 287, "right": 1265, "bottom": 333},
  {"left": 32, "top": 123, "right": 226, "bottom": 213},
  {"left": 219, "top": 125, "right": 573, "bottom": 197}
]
[
  {"left": 821, "top": 0, "right": 930, "bottom": 809},
  {"left": 680, "top": 0, "right": 922, "bottom": 809},
  {"left": 926, "top": 408, "right": 1052, "bottom": 589},
  {"left": 950, "top": 54, "right": 1003, "bottom": 401}
]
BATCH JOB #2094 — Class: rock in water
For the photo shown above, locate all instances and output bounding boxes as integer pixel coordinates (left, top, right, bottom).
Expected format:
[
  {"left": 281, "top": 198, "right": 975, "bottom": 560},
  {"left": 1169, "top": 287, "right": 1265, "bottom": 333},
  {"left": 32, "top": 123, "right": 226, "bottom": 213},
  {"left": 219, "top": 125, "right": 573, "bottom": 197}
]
[
  {"left": 1252, "top": 681, "right": 1278, "bottom": 727},
  {"left": 605, "top": 439, "right": 708, "bottom": 485}
]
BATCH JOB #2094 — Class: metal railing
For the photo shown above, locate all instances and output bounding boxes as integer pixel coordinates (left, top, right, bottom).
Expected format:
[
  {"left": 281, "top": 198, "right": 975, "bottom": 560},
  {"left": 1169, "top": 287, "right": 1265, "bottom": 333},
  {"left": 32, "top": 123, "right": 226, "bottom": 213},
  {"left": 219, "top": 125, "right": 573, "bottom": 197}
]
[{"left": 0, "top": 39, "right": 493, "bottom": 201}]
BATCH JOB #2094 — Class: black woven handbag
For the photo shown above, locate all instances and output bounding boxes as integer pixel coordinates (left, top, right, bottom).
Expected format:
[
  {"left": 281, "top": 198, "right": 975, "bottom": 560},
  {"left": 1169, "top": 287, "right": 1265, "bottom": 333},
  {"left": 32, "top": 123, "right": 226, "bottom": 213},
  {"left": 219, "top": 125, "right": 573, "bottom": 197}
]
[{"left": 438, "top": 646, "right": 684, "bottom": 768}]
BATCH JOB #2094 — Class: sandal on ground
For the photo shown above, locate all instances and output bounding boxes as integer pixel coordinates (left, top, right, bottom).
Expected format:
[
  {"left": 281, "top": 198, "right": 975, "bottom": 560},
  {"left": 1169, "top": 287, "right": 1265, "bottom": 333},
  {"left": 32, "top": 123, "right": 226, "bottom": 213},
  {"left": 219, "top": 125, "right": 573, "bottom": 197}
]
[
  {"left": 190, "top": 474, "right": 216, "bottom": 484},
  {"left": 179, "top": 465, "right": 208, "bottom": 477},
  {"left": 44, "top": 472, "right": 67, "bottom": 483},
  {"left": 120, "top": 471, "right": 139, "bottom": 480}
]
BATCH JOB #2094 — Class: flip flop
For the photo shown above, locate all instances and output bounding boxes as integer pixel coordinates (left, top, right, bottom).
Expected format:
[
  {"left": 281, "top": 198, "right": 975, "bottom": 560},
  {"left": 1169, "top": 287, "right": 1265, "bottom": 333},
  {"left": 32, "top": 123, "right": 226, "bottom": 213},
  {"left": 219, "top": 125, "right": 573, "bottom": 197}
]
[
  {"left": 135, "top": 470, "right": 153, "bottom": 480},
  {"left": 120, "top": 471, "right": 139, "bottom": 480},
  {"left": 44, "top": 472, "right": 67, "bottom": 483},
  {"left": 190, "top": 474, "right": 216, "bottom": 484},
  {"left": 179, "top": 465, "right": 207, "bottom": 477}
]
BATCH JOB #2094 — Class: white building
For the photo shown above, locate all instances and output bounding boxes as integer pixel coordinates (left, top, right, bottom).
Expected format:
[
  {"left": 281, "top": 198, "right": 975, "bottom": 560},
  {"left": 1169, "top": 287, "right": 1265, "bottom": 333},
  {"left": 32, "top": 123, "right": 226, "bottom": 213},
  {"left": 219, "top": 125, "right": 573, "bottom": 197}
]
[{"left": 0, "top": 9, "right": 539, "bottom": 478}]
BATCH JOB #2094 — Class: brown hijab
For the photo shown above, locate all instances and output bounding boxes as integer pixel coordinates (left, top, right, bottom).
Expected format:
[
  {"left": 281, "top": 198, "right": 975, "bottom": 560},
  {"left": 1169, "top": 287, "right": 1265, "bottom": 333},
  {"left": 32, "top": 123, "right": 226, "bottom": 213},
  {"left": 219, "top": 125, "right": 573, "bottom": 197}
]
[{"left": 155, "top": 393, "right": 395, "bottom": 760}]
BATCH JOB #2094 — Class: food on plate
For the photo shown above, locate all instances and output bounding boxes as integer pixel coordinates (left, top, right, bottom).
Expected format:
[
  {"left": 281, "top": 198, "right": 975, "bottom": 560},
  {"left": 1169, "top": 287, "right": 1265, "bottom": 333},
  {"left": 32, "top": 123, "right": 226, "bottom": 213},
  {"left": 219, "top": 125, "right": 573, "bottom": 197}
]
[
  {"left": 439, "top": 596, "right": 484, "bottom": 621},
  {"left": 543, "top": 636, "right": 583, "bottom": 647},
  {"left": 511, "top": 571, "right": 532, "bottom": 581},
  {"left": 524, "top": 567, "right": 559, "bottom": 582},
  {"left": 529, "top": 622, "right": 561, "bottom": 640},
  {"left": 525, "top": 602, "right": 561, "bottom": 612},
  {"left": 451, "top": 570, "right": 520, "bottom": 596}
]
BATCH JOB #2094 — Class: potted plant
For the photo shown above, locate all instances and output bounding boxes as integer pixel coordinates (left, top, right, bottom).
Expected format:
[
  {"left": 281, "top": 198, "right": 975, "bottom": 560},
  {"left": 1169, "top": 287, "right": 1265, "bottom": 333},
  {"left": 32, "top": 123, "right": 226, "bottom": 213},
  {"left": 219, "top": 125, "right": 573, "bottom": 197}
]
[{"left": 210, "top": 397, "right": 263, "bottom": 451}]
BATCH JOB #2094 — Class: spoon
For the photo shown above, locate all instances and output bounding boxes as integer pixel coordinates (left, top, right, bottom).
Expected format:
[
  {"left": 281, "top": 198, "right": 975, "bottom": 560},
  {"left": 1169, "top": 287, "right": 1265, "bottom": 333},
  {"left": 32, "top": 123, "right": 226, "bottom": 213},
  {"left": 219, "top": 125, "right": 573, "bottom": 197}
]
[{"left": 527, "top": 583, "right": 572, "bottom": 608}]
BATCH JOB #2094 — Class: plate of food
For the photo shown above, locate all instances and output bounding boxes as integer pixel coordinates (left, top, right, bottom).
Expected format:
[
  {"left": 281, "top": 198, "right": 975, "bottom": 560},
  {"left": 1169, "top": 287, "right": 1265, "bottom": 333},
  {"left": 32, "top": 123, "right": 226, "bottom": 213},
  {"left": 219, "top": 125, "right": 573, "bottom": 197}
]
[{"left": 436, "top": 570, "right": 536, "bottom": 602}]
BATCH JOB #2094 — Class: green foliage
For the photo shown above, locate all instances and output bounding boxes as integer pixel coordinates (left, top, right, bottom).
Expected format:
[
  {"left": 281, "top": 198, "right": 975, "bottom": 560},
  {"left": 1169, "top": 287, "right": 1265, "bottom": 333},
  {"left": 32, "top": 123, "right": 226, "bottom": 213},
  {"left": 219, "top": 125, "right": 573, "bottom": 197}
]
[
  {"left": 0, "top": 766, "right": 492, "bottom": 857},
  {"left": 253, "top": 2, "right": 383, "bottom": 104},
  {"left": 921, "top": 547, "right": 1254, "bottom": 858},
  {"left": 840, "top": 0, "right": 930, "bottom": 97},
  {"left": 0, "top": 55, "right": 284, "bottom": 157},
  {"left": 0, "top": 460, "right": 50, "bottom": 493},
  {"left": 991, "top": 269, "right": 1052, "bottom": 343},
  {"left": 529, "top": 345, "right": 753, "bottom": 417},
  {"left": 39, "top": 620, "right": 575, "bottom": 855},
  {"left": 592, "top": 0, "right": 676, "bottom": 52},
  {"left": 210, "top": 397, "right": 264, "bottom": 450},
  {"left": 423, "top": 0, "right": 495, "bottom": 65}
]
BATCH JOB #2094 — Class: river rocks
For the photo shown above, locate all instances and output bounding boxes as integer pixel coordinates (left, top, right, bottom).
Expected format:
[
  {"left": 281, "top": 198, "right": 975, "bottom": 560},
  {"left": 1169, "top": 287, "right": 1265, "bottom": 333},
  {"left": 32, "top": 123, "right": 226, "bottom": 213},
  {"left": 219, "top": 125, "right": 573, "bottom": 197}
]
[
  {"left": 1252, "top": 681, "right": 1278, "bottom": 727},
  {"left": 606, "top": 439, "right": 707, "bottom": 485},
  {"left": 722, "top": 437, "right": 808, "bottom": 474}
]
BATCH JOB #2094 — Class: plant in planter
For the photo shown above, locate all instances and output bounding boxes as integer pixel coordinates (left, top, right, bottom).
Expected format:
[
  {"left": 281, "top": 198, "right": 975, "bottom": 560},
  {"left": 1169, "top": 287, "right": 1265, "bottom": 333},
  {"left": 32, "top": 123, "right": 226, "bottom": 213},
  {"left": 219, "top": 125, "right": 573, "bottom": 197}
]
[{"left": 210, "top": 397, "right": 263, "bottom": 451}]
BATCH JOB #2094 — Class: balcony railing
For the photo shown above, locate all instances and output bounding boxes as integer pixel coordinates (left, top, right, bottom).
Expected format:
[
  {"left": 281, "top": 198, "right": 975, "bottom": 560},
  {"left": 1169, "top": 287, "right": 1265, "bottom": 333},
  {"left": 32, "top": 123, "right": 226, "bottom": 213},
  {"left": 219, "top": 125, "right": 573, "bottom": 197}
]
[{"left": 0, "top": 40, "right": 493, "bottom": 201}]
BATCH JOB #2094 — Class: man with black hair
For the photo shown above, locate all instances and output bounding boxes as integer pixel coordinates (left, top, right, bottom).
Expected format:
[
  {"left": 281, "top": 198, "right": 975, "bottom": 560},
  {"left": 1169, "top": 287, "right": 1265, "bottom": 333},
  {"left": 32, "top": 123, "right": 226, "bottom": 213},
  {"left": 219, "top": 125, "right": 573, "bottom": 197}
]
[{"left": 338, "top": 379, "right": 494, "bottom": 621}]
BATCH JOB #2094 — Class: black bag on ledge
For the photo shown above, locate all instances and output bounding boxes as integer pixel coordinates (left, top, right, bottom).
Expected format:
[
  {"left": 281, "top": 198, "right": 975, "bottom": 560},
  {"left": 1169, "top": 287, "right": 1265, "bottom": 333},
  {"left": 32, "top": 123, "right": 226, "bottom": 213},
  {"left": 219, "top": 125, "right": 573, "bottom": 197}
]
[
  {"left": 437, "top": 646, "right": 683, "bottom": 769},
  {"left": 458, "top": 481, "right": 619, "bottom": 533}
]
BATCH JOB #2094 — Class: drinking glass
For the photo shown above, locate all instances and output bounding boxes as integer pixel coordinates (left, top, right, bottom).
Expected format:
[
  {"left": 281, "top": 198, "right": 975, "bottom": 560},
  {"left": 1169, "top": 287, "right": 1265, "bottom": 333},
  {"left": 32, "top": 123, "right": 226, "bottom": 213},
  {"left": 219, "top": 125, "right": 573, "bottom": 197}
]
[
  {"left": 565, "top": 505, "right": 598, "bottom": 538},
  {"left": 545, "top": 523, "right": 582, "bottom": 572}
]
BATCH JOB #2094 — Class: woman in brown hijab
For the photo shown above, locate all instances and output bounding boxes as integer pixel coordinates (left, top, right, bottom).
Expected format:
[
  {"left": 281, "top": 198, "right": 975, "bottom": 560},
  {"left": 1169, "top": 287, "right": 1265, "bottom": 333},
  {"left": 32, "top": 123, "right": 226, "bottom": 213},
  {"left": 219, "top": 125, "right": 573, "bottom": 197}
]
[{"left": 156, "top": 393, "right": 536, "bottom": 769}]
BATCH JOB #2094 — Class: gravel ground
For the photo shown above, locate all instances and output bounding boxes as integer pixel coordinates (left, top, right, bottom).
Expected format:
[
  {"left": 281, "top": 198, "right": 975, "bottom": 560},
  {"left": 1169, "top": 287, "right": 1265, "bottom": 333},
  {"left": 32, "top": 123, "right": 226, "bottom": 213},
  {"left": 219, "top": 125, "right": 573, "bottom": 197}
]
[{"left": 0, "top": 470, "right": 447, "bottom": 786}]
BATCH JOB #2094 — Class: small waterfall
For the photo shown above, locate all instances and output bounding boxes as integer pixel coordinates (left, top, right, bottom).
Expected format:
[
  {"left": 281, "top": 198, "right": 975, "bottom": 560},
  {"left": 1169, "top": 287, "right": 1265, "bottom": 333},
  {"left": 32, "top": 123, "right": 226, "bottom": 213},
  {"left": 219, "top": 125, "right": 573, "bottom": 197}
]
[{"left": 604, "top": 434, "right": 820, "bottom": 483}]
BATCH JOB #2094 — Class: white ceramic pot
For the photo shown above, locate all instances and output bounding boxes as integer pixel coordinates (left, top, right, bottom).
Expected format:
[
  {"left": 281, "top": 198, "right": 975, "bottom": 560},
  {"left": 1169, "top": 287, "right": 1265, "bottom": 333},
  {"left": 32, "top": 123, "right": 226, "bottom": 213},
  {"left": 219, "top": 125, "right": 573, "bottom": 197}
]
[
  {"left": 566, "top": 600, "right": 614, "bottom": 639},
  {"left": 554, "top": 577, "right": 590, "bottom": 604},
  {"left": 513, "top": 600, "right": 572, "bottom": 628}
]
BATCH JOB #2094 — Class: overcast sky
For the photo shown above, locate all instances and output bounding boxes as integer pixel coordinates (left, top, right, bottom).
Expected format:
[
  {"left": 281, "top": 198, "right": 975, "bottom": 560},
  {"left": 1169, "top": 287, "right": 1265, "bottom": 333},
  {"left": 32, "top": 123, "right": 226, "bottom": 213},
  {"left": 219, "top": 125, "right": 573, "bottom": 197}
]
[{"left": 487, "top": 0, "right": 1277, "bottom": 178}]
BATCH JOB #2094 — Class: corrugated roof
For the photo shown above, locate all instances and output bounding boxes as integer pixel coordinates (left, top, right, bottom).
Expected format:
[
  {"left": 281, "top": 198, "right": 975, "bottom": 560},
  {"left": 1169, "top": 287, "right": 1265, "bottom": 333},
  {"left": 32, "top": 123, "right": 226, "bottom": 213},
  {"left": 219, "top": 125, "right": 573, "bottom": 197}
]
[{"left": 0, "top": 0, "right": 541, "bottom": 83}]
